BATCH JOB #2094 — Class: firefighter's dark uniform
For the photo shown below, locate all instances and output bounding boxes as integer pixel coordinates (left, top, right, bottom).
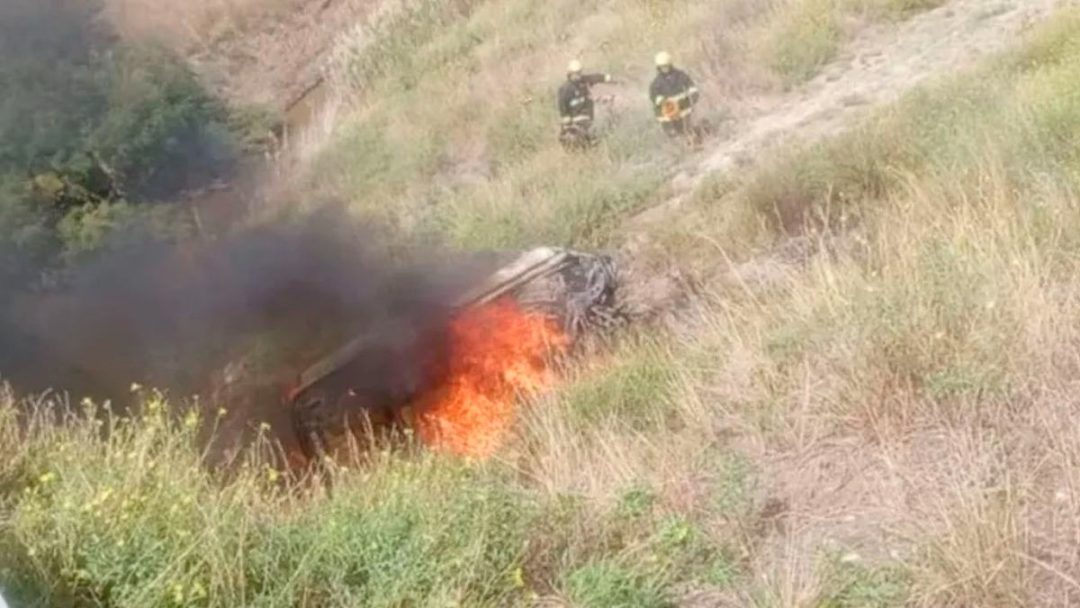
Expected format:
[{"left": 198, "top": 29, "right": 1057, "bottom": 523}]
[
  {"left": 649, "top": 68, "right": 700, "bottom": 136},
  {"left": 558, "top": 73, "right": 612, "bottom": 131}
]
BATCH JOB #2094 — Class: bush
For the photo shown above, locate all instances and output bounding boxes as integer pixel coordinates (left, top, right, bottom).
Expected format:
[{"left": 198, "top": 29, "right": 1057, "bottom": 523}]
[
  {"left": 0, "top": 7, "right": 239, "bottom": 295},
  {"left": 759, "top": 0, "right": 843, "bottom": 84},
  {"left": 85, "top": 45, "right": 234, "bottom": 201}
]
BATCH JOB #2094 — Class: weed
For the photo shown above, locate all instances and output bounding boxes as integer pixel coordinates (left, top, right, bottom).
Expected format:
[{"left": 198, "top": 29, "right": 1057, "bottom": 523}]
[
  {"left": 560, "top": 341, "right": 677, "bottom": 431},
  {"left": 563, "top": 559, "right": 674, "bottom": 608},
  {"left": 817, "top": 554, "right": 911, "bottom": 607},
  {"left": 759, "top": 0, "right": 843, "bottom": 84}
]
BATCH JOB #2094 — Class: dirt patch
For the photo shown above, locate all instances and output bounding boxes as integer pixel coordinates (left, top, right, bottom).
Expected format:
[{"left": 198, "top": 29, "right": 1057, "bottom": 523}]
[
  {"left": 187, "top": 0, "right": 374, "bottom": 111},
  {"left": 107, "top": 0, "right": 380, "bottom": 111},
  {"left": 626, "top": 0, "right": 1063, "bottom": 236},
  {"left": 618, "top": 0, "right": 1072, "bottom": 601}
]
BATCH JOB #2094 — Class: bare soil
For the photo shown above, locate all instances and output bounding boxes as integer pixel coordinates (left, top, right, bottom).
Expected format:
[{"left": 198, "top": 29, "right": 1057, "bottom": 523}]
[
  {"left": 618, "top": 0, "right": 1065, "bottom": 327},
  {"left": 107, "top": 0, "right": 379, "bottom": 111},
  {"left": 630, "top": 0, "right": 1064, "bottom": 232}
]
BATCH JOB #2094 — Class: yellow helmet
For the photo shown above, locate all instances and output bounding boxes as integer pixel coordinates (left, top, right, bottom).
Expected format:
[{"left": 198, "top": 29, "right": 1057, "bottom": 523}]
[
  {"left": 567, "top": 59, "right": 583, "bottom": 74},
  {"left": 654, "top": 51, "right": 673, "bottom": 67}
]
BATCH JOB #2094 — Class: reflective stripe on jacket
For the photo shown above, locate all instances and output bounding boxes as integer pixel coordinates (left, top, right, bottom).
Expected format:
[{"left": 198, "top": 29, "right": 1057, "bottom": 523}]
[{"left": 558, "top": 73, "right": 610, "bottom": 122}]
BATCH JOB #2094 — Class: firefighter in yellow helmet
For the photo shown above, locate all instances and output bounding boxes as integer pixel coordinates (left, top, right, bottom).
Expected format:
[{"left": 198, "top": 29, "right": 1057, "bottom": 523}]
[
  {"left": 557, "top": 59, "right": 613, "bottom": 148},
  {"left": 649, "top": 52, "right": 700, "bottom": 137}
]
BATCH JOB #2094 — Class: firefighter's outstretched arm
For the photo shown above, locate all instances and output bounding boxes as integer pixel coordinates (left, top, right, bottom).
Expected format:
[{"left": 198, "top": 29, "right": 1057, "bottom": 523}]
[{"left": 584, "top": 73, "right": 613, "bottom": 86}]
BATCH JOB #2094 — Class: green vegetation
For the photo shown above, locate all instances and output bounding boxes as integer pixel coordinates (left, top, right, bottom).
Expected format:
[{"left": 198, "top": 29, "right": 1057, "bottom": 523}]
[
  {"left": 816, "top": 556, "right": 911, "bottom": 607},
  {"left": 315, "top": 0, "right": 696, "bottom": 250},
  {"left": 0, "top": 390, "right": 735, "bottom": 607},
  {"left": 307, "top": 0, "right": 943, "bottom": 253},
  {"left": 560, "top": 340, "right": 678, "bottom": 431},
  {"left": 667, "top": 6, "right": 1080, "bottom": 603},
  {"left": 7, "top": 0, "right": 1080, "bottom": 605},
  {"left": 316, "top": 0, "right": 728, "bottom": 247},
  {"left": 563, "top": 559, "right": 673, "bottom": 608},
  {"left": 758, "top": 0, "right": 946, "bottom": 84},
  {"left": 0, "top": 7, "right": 269, "bottom": 294},
  {"left": 0, "top": 44, "right": 203, "bottom": 272},
  {"left": 759, "top": 0, "right": 845, "bottom": 84}
]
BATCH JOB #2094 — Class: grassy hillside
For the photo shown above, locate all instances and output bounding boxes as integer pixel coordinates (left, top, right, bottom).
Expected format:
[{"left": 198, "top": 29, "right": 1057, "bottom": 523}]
[
  {"left": 104, "top": 0, "right": 376, "bottom": 109},
  {"left": 0, "top": 0, "right": 279, "bottom": 299},
  {"left": 301, "top": 0, "right": 940, "bottom": 250},
  {"left": 6, "top": 1, "right": 1080, "bottom": 607}
]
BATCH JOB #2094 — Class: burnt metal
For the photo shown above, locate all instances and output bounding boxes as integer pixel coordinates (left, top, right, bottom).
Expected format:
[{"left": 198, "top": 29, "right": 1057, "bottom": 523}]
[{"left": 288, "top": 246, "right": 623, "bottom": 462}]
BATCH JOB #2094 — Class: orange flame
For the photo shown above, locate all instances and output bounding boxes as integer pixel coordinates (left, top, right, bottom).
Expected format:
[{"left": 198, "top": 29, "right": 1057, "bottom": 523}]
[{"left": 414, "top": 298, "right": 569, "bottom": 458}]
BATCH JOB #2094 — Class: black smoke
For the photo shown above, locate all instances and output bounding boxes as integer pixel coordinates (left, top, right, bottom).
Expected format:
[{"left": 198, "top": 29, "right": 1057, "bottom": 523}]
[
  {"left": 0, "top": 204, "right": 495, "bottom": 456},
  {"left": 0, "top": 0, "right": 108, "bottom": 66},
  {"left": 12, "top": 208, "right": 459, "bottom": 389},
  {"left": 0, "top": 0, "right": 499, "bottom": 460}
]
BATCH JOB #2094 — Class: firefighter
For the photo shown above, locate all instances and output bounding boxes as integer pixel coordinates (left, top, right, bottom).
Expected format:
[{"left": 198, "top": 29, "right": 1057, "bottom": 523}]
[
  {"left": 649, "top": 52, "right": 700, "bottom": 138},
  {"left": 557, "top": 59, "right": 613, "bottom": 148}
]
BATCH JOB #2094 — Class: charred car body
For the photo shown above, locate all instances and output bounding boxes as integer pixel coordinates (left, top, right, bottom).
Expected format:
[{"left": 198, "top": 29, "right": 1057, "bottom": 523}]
[{"left": 287, "top": 246, "right": 623, "bottom": 461}]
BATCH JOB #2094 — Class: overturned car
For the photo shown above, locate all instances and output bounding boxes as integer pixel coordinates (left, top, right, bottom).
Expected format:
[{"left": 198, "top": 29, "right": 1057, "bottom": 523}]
[{"left": 286, "top": 246, "right": 624, "bottom": 462}]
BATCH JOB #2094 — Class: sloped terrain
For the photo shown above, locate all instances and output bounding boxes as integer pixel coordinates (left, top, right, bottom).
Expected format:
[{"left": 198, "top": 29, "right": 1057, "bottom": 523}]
[
  {"left": 631, "top": 0, "right": 1063, "bottom": 241},
  {"left": 105, "top": 0, "right": 379, "bottom": 111},
  {"left": 5, "top": 0, "right": 1080, "bottom": 607},
  {"left": 700, "top": 0, "right": 1059, "bottom": 176}
]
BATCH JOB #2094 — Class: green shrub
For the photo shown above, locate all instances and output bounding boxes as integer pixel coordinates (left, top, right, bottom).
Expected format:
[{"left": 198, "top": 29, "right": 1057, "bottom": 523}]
[
  {"left": 0, "top": 382, "right": 749, "bottom": 608},
  {"left": 760, "top": 0, "right": 843, "bottom": 84},
  {"left": 55, "top": 201, "right": 194, "bottom": 267},
  {"left": 85, "top": 45, "right": 233, "bottom": 200},
  {"left": 0, "top": 33, "right": 246, "bottom": 295}
]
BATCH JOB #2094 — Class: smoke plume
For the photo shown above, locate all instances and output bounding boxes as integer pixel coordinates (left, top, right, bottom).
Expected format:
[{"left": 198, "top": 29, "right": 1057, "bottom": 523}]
[
  {"left": 1, "top": 204, "right": 493, "bottom": 455},
  {"left": 0, "top": 0, "right": 498, "bottom": 459}
]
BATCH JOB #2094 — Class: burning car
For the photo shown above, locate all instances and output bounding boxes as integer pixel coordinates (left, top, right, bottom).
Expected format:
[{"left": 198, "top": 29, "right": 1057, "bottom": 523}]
[{"left": 287, "top": 246, "right": 622, "bottom": 463}]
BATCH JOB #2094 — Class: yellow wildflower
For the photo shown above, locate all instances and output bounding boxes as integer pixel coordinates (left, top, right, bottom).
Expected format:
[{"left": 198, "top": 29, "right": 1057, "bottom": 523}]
[{"left": 511, "top": 567, "right": 526, "bottom": 588}]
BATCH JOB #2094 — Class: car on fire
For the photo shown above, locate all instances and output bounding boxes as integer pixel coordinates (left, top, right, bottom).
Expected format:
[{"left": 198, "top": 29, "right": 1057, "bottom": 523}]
[{"left": 287, "top": 246, "right": 622, "bottom": 462}]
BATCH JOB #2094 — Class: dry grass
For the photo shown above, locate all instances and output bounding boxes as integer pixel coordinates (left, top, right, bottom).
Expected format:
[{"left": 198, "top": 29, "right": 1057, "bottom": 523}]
[
  {"left": 104, "top": 0, "right": 381, "bottom": 111},
  {"left": 104, "top": 0, "right": 300, "bottom": 51},
  {"left": 7, "top": 1, "right": 1079, "bottom": 607},
  {"left": 296, "top": 0, "right": 942, "bottom": 251},
  {"left": 643, "top": 9, "right": 1080, "bottom": 604},
  {"left": 314, "top": 0, "right": 733, "bottom": 235},
  {"left": 753, "top": 0, "right": 946, "bottom": 84}
]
